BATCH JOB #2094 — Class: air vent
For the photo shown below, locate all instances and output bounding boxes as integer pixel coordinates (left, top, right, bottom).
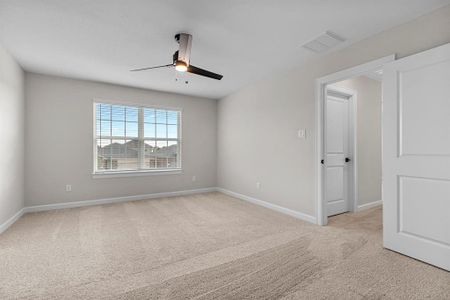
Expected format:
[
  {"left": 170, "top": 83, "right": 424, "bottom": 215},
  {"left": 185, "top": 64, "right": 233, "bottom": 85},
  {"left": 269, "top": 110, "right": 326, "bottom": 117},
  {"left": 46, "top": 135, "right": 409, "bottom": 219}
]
[{"left": 302, "top": 31, "right": 345, "bottom": 53}]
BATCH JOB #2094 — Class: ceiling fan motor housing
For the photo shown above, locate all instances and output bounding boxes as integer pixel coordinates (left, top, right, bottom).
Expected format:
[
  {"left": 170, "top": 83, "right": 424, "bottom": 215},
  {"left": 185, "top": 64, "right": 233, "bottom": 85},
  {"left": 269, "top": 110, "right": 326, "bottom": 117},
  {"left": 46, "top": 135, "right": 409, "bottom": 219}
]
[{"left": 174, "top": 33, "right": 192, "bottom": 65}]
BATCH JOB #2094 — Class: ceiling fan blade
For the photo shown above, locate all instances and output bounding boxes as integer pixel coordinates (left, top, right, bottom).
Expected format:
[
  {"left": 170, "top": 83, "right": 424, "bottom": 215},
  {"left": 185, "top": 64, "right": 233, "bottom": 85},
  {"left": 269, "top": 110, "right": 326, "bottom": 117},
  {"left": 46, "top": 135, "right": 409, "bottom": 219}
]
[
  {"left": 130, "top": 64, "right": 173, "bottom": 72},
  {"left": 187, "top": 65, "right": 223, "bottom": 80}
]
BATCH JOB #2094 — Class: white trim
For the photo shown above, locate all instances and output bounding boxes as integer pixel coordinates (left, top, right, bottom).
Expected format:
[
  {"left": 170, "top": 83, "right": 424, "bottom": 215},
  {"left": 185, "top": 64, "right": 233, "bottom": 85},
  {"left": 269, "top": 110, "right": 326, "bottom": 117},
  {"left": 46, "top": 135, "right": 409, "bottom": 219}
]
[
  {"left": 1, "top": 187, "right": 319, "bottom": 235},
  {"left": 92, "top": 168, "right": 183, "bottom": 178},
  {"left": 316, "top": 55, "right": 396, "bottom": 86},
  {"left": 92, "top": 98, "right": 183, "bottom": 112},
  {"left": 217, "top": 188, "right": 317, "bottom": 224},
  {"left": 364, "top": 73, "right": 382, "bottom": 82},
  {"left": 23, "top": 188, "right": 216, "bottom": 213},
  {"left": 0, "top": 208, "right": 25, "bottom": 235},
  {"left": 315, "top": 54, "right": 395, "bottom": 226},
  {"left": 357, "top": 200, "right": 382, "bottom": 211},
  {"left": 1, "top": 188, "right": 215, "bottom": 234}
]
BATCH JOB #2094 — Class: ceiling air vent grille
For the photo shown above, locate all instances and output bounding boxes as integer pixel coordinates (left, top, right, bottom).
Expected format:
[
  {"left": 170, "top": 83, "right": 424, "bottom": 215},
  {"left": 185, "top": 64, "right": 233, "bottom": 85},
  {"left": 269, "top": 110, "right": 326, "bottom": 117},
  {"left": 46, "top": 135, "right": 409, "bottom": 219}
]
[{"left": 302, "top": 31, "right": 345, "bottom": 53}]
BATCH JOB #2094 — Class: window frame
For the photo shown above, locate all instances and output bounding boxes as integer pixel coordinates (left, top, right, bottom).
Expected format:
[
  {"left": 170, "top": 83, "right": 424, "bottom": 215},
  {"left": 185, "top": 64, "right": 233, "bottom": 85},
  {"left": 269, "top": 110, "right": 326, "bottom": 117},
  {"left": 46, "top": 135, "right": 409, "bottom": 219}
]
[{"left": 92, "top": 100, "right": 182, "bottom": 177}]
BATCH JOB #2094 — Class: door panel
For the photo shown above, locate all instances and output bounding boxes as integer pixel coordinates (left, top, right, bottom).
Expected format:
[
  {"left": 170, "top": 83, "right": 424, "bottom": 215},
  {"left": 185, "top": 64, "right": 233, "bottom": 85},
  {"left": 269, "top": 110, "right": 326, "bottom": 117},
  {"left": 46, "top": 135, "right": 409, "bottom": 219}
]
[
  {"left": 326, "top": 99, "right": 346, "bottom": 153},
  {"left": 325, "top": 93, "right": 349, "bottom": 216},
  {"left": 399, "top": 176, "right": 450, "bottom": 246},
  {"left": 383, "top": 43, "right": 450, "bottom": 271},
  {"left": 400, "top": 59, "right": 450, "bottom": 156},
  {"left": 326, "top": 166, "right": 346, "bottom": 216}
]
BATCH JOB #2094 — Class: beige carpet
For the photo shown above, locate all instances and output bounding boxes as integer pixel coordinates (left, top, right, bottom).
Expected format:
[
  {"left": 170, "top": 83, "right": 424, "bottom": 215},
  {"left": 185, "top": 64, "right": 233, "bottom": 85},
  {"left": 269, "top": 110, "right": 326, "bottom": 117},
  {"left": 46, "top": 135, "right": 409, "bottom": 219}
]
[{"left": 0, "top": 192, "right": 448, "bottom": 299}]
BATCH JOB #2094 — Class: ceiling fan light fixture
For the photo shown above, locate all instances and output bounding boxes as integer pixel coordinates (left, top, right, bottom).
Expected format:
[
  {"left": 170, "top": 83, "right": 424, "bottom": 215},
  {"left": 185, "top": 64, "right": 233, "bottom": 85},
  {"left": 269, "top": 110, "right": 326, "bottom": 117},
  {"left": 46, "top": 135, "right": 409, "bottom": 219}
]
[
  {"left": 131, "top": 33, "right": 223, "bottom": 80},
  {"left": 175, "top": 61, "right": 188, "bottom": 72}
]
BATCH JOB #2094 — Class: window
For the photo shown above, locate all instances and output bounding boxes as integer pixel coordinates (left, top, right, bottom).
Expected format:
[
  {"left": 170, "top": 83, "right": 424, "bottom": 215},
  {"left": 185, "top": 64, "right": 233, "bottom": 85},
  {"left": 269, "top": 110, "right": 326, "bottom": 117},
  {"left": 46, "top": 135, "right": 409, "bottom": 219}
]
[{"left": 94, "top": 102, "right": 181, "bottom": 174}]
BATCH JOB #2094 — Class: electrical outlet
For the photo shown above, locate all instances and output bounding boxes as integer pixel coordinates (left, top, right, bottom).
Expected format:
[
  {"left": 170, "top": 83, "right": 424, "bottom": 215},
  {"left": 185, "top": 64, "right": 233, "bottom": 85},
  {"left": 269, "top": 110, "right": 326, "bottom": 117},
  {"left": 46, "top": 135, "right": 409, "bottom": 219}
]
[
  {"left": 192, "top": 175, "right": 196, "bottom": 182},
  {"left": 256, "top": 182, "right": 261, "bottom": 189},
  {"left": 65, "top": 184, "right": 72, "bottom": 192}
]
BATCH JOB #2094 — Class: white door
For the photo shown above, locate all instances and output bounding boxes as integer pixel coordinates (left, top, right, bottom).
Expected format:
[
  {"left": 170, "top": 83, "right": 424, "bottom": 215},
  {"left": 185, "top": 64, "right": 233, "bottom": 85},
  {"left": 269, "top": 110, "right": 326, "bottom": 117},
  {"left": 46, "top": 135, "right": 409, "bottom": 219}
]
[
  {"left": 383, "top": 43, "right": 450, "bottom": 271},
  {"left": 324, "top": 89, "right": 352, "bottom": 216}
]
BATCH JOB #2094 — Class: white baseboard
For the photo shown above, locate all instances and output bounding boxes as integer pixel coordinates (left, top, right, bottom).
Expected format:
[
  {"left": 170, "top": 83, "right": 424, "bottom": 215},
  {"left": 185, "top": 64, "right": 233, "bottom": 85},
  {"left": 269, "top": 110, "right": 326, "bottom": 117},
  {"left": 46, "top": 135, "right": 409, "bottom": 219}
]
[
  {"left": 357, "top": 200, "right": 382, "bottom": 211},
  {"left": 24, "top": 187, "right": 217, "bottom": 213},
  {"left": 0, "top": 188, "right": 216, "bottom": 234},
  {"left": 216, "top": 188, "right": 317, "bottom": 224},
  {"left": 2, "top": 187, "right": 318, "bottom": 234},
  {"left": 0, "top": 208, "right": 25, "bottom": 235}
]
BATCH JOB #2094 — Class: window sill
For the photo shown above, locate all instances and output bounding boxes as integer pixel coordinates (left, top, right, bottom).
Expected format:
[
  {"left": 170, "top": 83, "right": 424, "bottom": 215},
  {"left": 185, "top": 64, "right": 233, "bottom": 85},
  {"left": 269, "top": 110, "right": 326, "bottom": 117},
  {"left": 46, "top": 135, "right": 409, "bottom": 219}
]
[{"left": 92, "top": 169, "right": 183, "bottom": 179}]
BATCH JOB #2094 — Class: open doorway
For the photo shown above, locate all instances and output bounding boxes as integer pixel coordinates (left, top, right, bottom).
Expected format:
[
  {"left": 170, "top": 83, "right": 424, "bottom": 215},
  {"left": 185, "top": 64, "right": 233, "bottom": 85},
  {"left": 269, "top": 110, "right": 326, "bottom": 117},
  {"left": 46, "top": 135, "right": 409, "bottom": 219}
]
[
  {"left": 315, "top": 44, "right": 450, "bottom": 270},
  {"left": 315, "top": 55, "right": 395, "bottom": 225}
]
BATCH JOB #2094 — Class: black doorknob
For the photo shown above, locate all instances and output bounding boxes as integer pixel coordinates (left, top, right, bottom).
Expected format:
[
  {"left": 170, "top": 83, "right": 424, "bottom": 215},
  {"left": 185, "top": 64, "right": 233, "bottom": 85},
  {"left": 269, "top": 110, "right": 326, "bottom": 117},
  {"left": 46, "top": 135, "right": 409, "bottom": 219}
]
[{"left": 345, "top": 157, "right": 351, "bottom": 163}]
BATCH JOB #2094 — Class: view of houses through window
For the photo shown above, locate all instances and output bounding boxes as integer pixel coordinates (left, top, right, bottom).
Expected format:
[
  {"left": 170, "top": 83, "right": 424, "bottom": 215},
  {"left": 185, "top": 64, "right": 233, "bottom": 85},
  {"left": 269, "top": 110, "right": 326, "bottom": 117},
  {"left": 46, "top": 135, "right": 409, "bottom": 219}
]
[{"left": 94, "top": 102, "right": 180, "bottom": 173}]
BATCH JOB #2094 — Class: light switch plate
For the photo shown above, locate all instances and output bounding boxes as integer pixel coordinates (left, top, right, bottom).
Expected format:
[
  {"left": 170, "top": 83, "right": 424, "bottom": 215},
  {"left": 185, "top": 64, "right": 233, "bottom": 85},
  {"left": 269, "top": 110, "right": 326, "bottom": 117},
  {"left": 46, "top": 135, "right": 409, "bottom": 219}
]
[{"left": 298, "top": 129, "right": 306, "bottom": 139}]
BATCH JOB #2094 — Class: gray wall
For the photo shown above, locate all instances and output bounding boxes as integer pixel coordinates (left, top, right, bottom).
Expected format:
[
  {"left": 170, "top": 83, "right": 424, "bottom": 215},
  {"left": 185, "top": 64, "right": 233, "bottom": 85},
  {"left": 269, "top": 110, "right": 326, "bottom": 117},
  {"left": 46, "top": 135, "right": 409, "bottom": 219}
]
[
  {"left": 217, "top": 6, "right": 450, "bottom": 217},
  {"left": 0, "top": 45, "right": 24, "bottom": 225},
  {"left": 25, "top": 73, "right": 217, "bottom": 206},
  {"left": 331, "top": 76, "right": 382, "bottom": 207}
]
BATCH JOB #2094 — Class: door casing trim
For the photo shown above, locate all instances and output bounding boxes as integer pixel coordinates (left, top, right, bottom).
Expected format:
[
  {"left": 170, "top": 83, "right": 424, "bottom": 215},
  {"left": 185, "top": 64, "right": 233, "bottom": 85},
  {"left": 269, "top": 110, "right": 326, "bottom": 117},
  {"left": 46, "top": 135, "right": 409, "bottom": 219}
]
[{"left": 315, "top": 54, "right": 395, "bottom": 225}]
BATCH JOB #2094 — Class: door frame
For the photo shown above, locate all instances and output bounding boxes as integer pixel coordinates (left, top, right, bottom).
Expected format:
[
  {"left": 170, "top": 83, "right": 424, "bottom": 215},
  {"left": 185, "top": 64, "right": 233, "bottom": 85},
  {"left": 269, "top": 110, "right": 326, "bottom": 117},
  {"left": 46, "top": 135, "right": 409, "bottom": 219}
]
[
  {"left": 325, "top": 85, "right": 357, "bottom": 216},
  {"left": 315, "top": 54, "right": 395, "bottom": 225}
]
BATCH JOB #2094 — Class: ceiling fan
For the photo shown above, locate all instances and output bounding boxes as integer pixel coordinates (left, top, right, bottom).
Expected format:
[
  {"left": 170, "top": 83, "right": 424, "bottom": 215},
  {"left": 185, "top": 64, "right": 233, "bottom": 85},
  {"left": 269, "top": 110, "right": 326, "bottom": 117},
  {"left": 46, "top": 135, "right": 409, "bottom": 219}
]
[{"left": 131, "top": 33, "right": 223, "bottom": 80}]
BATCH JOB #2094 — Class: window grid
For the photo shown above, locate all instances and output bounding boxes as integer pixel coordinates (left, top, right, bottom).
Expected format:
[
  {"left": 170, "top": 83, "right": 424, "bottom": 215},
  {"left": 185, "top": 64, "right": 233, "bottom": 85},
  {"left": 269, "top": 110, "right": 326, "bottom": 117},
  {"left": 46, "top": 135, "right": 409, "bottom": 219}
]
[{"left": 94, "top": 103, "right": 181, "bottom": 173}]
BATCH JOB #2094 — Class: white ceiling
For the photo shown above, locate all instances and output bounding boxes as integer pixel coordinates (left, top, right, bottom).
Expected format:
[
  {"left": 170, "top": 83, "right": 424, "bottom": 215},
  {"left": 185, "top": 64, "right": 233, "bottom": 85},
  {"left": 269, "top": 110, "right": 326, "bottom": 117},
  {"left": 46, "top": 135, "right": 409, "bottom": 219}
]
[{"left": 0, "top": 1, "right": 449, "bottom": 99}]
